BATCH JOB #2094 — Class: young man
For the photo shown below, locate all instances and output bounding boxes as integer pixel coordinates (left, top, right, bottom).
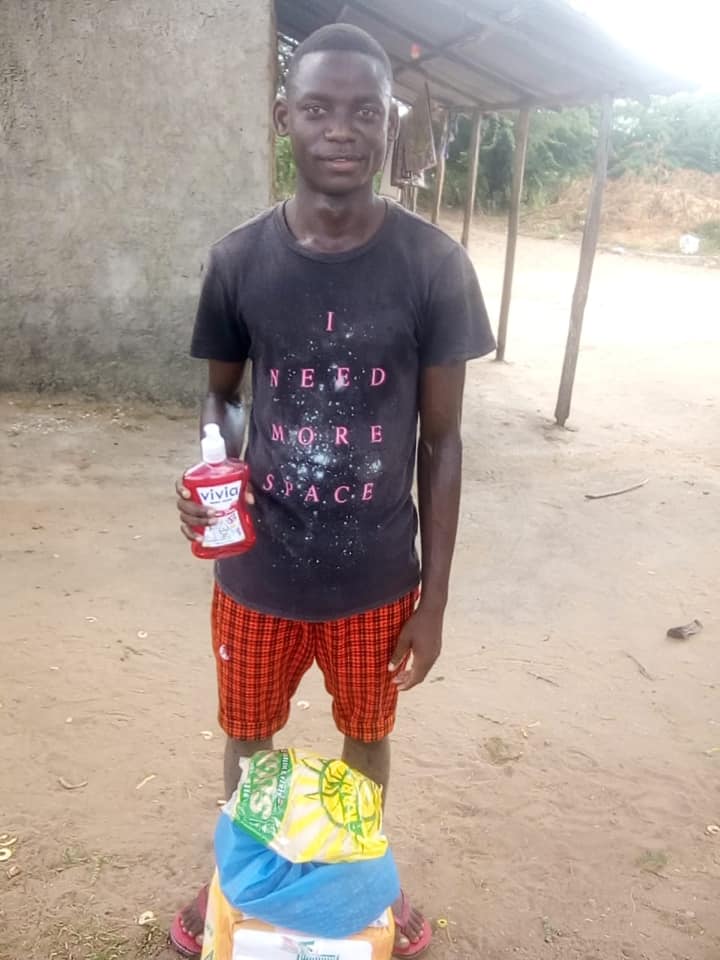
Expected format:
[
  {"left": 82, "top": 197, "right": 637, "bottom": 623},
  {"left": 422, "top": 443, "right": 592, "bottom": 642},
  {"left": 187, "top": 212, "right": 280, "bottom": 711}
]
[{"left": 173, "top": 23, "right": 495, "bottom": 959}]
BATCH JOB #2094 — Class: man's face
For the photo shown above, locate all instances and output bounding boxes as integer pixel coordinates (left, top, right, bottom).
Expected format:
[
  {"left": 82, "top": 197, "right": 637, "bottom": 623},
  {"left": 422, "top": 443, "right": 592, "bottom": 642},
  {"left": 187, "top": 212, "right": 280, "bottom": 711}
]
[{"left": 275, "top": 50, "right": 395, "bottom": 197}]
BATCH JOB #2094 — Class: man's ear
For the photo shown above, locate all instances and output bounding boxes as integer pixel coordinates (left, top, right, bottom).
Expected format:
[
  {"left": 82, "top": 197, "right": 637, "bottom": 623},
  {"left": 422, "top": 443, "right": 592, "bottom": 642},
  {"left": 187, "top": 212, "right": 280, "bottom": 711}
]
[
  {"left": 273, "top": 96, "right": 290, "bottom": 137},
  {"left": 387, "top": 101, "right": 399, "bottom": 142}
]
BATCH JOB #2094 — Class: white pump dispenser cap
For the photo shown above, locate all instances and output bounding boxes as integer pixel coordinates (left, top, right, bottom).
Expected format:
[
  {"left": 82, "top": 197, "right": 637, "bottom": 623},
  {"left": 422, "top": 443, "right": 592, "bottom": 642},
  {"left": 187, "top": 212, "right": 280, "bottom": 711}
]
[{"left": 201, "top": 423, "right": 227, "bottom": 464}]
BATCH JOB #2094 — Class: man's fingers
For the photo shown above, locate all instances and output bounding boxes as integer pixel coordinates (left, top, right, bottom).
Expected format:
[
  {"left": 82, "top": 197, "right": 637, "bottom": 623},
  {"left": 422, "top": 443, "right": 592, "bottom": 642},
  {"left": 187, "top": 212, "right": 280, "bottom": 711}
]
[
  {"left": 177, "top": 498, "right": 214, "bottom": 519},
  {"left": 176, "top": 479, "right": 192, "bottom": 499},
  {"left": 245, "top": 483, "right": 256, "bottom": 506},
  {"left": 180, "top": 516, "right": 215, "bottom": 533},
  {"left": 393, "top": 667, "right": 420, "bottom": 691},
  {"left": 393, "top": 657, "right": 436, "bottom": 691},
  {"left": 180, "top": 523, "right": 203, "bottom": 542},
  {"left": 388, "top": 634, "right": 411, "bottom": 671}
]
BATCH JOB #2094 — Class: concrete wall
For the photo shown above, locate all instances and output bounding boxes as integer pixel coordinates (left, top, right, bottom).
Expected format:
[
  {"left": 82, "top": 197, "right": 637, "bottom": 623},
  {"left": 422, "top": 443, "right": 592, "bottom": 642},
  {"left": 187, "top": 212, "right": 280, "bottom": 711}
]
[{"left": 0, "top": 0, "right": 274, "bottom": 403}]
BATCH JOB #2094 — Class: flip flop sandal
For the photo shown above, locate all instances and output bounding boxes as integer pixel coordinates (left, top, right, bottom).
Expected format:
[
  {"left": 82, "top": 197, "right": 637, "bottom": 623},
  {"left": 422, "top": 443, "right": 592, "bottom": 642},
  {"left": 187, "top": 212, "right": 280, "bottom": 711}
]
[
  {"left": 393, "top": 890, "right": 433, "bottom": 959},
  {"left": 169, "top": 884, "right": 209, "bottom": 958}
]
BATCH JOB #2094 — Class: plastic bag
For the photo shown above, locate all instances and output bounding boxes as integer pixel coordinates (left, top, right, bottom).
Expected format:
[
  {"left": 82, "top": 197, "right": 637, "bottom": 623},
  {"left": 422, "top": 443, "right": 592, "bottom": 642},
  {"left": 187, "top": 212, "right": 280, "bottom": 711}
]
[
  {"left": 225, "top": 749, "right": 387, "bottom": 864},
  {"left": 214, "top": 813, "right": 399, "bottom": 938}
]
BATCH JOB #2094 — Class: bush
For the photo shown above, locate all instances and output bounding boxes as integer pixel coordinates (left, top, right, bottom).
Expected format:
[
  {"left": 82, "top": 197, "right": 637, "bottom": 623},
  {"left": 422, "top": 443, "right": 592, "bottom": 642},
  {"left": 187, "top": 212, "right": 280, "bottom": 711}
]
[
  {"left": 442, "top": 107, "right": 598, "bottom": 211},
  {"left": 695, "top": 219, "right": 720, "bottom": 253},
  {"left": 611, "top": 95, "right": 720, "bottom": 177},
  {"left": 275, "top": 136, "right": 296, "bottom": 198}
]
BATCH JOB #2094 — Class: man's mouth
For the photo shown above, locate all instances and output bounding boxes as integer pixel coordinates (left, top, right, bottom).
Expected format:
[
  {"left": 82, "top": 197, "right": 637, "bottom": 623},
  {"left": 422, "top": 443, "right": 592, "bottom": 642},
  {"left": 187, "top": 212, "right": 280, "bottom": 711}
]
[{"left": 320, "top": 155, "right": 363, "bottom": 168}]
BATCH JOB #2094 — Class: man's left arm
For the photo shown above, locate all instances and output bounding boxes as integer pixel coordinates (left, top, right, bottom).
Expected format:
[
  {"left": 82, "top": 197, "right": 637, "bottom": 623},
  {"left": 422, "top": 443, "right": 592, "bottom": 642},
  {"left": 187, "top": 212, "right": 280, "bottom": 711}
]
[{"left": 389, "top": 362, "right": 466, "bottom": 691}]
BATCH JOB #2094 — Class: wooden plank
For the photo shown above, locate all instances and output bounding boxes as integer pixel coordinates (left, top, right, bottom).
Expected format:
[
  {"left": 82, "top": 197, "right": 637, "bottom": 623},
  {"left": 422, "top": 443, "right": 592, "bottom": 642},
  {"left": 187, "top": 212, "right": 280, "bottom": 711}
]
[
  {"left": 461, "top": 108, "right": 483, "bottom": 249},
  {"left": 431, "top": 110, "right": 449, "bottom": 225},
  {"left": 555, "top": 96, "right": 613, "bottom": 427},
  {"left": 496, "top": 108, "right": 531, "bottom": 361}
]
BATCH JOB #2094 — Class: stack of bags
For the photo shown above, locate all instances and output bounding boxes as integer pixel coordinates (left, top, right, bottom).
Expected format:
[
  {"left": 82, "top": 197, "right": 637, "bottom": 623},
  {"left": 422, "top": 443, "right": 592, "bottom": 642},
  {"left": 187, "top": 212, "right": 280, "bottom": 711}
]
[{"left": 201, "top": 749, "right": 398, "bottom": 960}]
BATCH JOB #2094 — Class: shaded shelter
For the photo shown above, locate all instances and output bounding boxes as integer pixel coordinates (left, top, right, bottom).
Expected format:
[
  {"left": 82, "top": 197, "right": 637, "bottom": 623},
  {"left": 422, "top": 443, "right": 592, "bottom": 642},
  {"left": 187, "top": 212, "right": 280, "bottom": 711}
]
[{"left": 275, "top": 0, "right": 689, "bottom": 424}]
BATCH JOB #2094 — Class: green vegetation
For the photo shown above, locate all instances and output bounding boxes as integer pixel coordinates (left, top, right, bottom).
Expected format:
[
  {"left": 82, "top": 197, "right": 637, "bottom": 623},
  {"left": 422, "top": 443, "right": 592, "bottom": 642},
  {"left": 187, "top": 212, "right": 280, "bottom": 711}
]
[
  {"left": 611, "top": 96, "right": 720, "bottom": 177},
  {"left": 441, "top": 107, "right": 599, "bottom": 210},
  {"left": 439, "top": 94, "right": 720, "bottom": 212},
  {"left": 275, "top": 135, "right": 296, "bottom": 198},
  {"left": 695, "top": 219, "right": 720, "bottom": 253}
]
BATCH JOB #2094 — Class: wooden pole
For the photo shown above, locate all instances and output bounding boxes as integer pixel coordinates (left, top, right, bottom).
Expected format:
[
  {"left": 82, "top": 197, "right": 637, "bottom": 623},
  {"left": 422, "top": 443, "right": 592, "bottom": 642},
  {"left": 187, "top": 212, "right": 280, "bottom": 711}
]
[
  {"left": 461, "top": 108, "right": 482, "bottom": 248},
  {"left": 431, "top": 110, "right": 449, "bottom": 225},
  {"left": 555, "top": 96, "right": 613, "bottom": 427},
  {"left": 496, "top": 108, "right": 531, "bottom": 362}
]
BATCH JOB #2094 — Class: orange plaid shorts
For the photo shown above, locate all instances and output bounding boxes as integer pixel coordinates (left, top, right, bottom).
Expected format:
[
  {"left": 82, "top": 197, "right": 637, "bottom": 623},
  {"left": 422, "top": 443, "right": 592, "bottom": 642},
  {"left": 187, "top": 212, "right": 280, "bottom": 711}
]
[{"left": 211, "top": 584, "right": 418, "bottom": 743}]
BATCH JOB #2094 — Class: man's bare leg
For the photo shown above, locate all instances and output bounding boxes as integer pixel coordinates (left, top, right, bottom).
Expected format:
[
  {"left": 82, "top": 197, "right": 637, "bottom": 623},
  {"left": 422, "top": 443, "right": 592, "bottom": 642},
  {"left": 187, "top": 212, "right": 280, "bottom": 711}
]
[
  {"left": 342, "top": 733, "right": 390, "bottom": 796},
  {"left": 342, "top": 735, "right": 425, "bottom": 946},
  {"left": 179, "top": 735, "right": 273, "bottom": 947},
  {"left": 224, "top": 734, "right": 273, "bottom": 799}
]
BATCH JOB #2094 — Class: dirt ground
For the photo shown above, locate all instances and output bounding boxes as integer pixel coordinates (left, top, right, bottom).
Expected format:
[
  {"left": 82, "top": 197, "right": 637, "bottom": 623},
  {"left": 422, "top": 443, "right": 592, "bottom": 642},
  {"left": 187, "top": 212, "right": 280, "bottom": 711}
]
[{"left": 2, "top": 226, "right": 720, "bottom": 960}]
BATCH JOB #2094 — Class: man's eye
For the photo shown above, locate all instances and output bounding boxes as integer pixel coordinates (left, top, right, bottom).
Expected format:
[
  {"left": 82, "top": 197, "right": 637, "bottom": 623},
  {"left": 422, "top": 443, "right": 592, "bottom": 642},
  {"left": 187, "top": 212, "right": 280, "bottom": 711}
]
[
  {"left": 305, "top": 105, "right": 325, "bottom": 116},
  {"left": 359, "top": 108, "right": 379, "bottom": 120}
]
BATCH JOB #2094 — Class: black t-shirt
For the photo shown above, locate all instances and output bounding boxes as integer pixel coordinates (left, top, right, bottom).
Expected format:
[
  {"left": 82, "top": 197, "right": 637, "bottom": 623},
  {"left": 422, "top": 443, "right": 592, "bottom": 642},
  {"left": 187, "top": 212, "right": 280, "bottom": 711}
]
[{"left": 191, "top": 202, "right": 495, "bottom": 621}]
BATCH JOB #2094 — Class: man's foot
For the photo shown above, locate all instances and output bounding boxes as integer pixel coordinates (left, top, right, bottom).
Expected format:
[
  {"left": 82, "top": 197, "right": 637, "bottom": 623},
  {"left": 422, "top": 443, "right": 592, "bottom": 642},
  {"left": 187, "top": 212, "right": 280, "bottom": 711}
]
[
  {"left": 169, "top": 885, "right": 209, "bottom": 958},
  {"left": 392, "top": 890, "right": 432, "bottom": 958}
]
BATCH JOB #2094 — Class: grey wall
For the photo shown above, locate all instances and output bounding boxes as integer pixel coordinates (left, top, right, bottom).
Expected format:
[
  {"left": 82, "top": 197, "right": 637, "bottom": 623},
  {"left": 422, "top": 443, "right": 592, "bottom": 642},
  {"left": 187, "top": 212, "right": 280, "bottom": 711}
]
[{"left": 1, "top": 0, "right": 274, "bottom": 403}]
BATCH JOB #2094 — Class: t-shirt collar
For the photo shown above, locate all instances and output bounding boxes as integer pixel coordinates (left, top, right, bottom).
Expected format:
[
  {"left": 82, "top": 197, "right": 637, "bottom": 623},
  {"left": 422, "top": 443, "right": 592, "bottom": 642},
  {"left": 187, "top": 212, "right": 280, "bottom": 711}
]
[{"left": 272, "top": 199, "right": 395, "bottom": 263}]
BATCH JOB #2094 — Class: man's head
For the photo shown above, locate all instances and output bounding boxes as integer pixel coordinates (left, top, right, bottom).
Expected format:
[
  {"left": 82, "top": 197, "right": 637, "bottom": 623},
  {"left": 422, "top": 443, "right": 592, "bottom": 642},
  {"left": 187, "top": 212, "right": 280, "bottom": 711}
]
[{"left": 274, "top": 24, "right": 397, "bottom": 197}]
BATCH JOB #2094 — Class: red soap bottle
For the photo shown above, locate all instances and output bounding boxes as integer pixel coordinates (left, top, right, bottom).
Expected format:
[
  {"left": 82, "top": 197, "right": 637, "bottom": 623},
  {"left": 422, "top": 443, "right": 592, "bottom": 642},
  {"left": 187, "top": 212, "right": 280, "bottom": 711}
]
[{"left": 183, "top": 423, "right": 256, "bottom": 560}]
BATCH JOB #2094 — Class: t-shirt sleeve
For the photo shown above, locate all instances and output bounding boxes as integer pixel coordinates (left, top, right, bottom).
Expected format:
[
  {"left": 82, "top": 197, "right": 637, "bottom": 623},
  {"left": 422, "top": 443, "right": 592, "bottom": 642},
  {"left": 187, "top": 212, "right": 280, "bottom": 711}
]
[
  {"left": 420, "top": 243, "right": 496, "bottom": 366},
  {"left": 190, "top": 245, "right": 251, "bottom": 362}
]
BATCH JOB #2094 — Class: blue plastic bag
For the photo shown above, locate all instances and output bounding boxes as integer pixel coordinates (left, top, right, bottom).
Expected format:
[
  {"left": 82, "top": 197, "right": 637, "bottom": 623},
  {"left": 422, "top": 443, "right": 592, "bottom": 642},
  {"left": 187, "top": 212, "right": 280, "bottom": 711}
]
[{"left": 214, "top": 813, "right": 400, "bottom": 938}]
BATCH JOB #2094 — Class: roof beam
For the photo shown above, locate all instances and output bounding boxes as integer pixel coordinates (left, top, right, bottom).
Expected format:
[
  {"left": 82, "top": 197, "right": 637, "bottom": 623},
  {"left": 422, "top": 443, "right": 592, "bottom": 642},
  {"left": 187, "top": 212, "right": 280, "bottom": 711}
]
[
  {"left": 389, "top": 54, "right": 484, "bottom": 108},
  {"left": 407, "top": 24, "right": 493, "bottom": 66},
  {"left": 276, "top": 13, "right": 607, "bottom": 113},
  {"left": 278, "top": 5, "right": 480, "bottom": 107},
  {"left": 343, "top": 0, "right": 533, "bottom": 101},
  {"left": 337, "top": 1, "right": 481, "bottom": 104},
  {"left": 437, "top": 0, "right": 630, "bottom": 94}
]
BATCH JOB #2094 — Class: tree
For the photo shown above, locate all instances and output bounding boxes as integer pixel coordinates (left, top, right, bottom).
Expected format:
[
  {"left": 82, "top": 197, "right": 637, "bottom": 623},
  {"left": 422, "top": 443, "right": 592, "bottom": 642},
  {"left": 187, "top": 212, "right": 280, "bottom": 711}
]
[
  {"left": 442, "top": 107, "right": 597, "bottom": 210},
  {"left": 611, "top": 95, "right": 720, "bottom": 176}
]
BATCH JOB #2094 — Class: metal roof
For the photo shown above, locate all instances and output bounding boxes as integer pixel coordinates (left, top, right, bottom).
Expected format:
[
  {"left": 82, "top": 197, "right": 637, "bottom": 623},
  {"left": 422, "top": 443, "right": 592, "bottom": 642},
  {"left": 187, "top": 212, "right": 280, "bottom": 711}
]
[{"left": 275, "top": 0, "right": 690, "bottom": 110}]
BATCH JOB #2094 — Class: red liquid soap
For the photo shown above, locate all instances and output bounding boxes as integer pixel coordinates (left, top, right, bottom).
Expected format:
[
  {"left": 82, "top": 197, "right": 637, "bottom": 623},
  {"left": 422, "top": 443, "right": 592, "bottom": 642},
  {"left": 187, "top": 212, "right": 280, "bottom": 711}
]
[{"left": 183, "top": 423, "right": 256, "bottom": 560}]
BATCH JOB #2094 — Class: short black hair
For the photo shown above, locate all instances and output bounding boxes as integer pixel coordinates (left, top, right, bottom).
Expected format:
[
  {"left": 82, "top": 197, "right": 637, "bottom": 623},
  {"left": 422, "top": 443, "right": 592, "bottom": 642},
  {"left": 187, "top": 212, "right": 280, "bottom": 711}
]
[{"left": 287, "top": 23, "right": 393, "bottom": 92}]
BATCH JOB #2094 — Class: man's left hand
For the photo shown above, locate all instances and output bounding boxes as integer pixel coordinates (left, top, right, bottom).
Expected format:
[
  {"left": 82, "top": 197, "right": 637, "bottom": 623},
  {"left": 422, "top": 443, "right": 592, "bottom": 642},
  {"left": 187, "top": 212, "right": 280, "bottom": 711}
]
[{"left": 388, "top": 606, "right": 443, "bottom": 692}]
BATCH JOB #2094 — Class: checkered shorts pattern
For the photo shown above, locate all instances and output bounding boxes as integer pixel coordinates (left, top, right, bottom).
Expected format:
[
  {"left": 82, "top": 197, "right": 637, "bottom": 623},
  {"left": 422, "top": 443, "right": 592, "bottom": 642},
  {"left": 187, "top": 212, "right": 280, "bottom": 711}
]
[{"left": 211, "top": 584, "right": 418, "bottom": 743}]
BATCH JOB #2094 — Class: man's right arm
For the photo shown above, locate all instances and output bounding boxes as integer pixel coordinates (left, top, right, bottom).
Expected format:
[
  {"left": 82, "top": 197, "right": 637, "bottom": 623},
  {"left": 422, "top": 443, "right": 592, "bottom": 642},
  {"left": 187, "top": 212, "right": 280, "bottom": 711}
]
[{"left": 200, "top": 359, "right": 248, "bottom": 457}]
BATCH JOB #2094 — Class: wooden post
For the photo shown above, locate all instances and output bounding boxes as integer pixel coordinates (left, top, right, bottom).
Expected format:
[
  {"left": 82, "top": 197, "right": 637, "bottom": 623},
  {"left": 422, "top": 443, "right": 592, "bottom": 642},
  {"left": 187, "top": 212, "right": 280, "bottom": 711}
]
[
  {"left": 431, "top": 110, "right": 449, "bottom": 225},
  {"left": 461, "top": 108, "right": 482, "bottom": 248},
  {"left": 555, "top": 96, "right": 613, "bottom": 427},
  {"left": 496, "top": 108, "right": 530, "bottom": 361}
]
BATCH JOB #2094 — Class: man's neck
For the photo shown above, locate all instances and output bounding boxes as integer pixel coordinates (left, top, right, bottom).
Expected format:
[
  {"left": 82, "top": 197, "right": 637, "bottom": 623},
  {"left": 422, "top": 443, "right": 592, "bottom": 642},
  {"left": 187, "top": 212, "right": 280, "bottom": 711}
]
[{"left": 286, "top": 181, "right": 386, "bottom": 254}]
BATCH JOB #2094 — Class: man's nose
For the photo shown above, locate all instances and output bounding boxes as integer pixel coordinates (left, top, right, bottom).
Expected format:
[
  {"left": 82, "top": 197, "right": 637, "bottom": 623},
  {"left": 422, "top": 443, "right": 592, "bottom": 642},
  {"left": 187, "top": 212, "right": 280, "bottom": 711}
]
[{"left": 324, "top": 111, "right": 356, "bottom": 142}]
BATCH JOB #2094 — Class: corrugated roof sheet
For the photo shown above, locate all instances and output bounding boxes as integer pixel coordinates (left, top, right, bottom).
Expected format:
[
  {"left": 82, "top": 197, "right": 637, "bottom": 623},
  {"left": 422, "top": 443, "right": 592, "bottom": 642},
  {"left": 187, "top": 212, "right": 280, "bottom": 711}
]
[{"left": 275, "top": 0, "right": 690, "bottom": 109}]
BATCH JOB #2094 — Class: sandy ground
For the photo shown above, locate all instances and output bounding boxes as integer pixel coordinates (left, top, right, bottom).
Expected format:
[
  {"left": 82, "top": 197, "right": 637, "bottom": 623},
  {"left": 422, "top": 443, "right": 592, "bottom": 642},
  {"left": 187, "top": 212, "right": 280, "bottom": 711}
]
[{"left": 2, "top": 225, "right": 720, "bottom": 960}]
